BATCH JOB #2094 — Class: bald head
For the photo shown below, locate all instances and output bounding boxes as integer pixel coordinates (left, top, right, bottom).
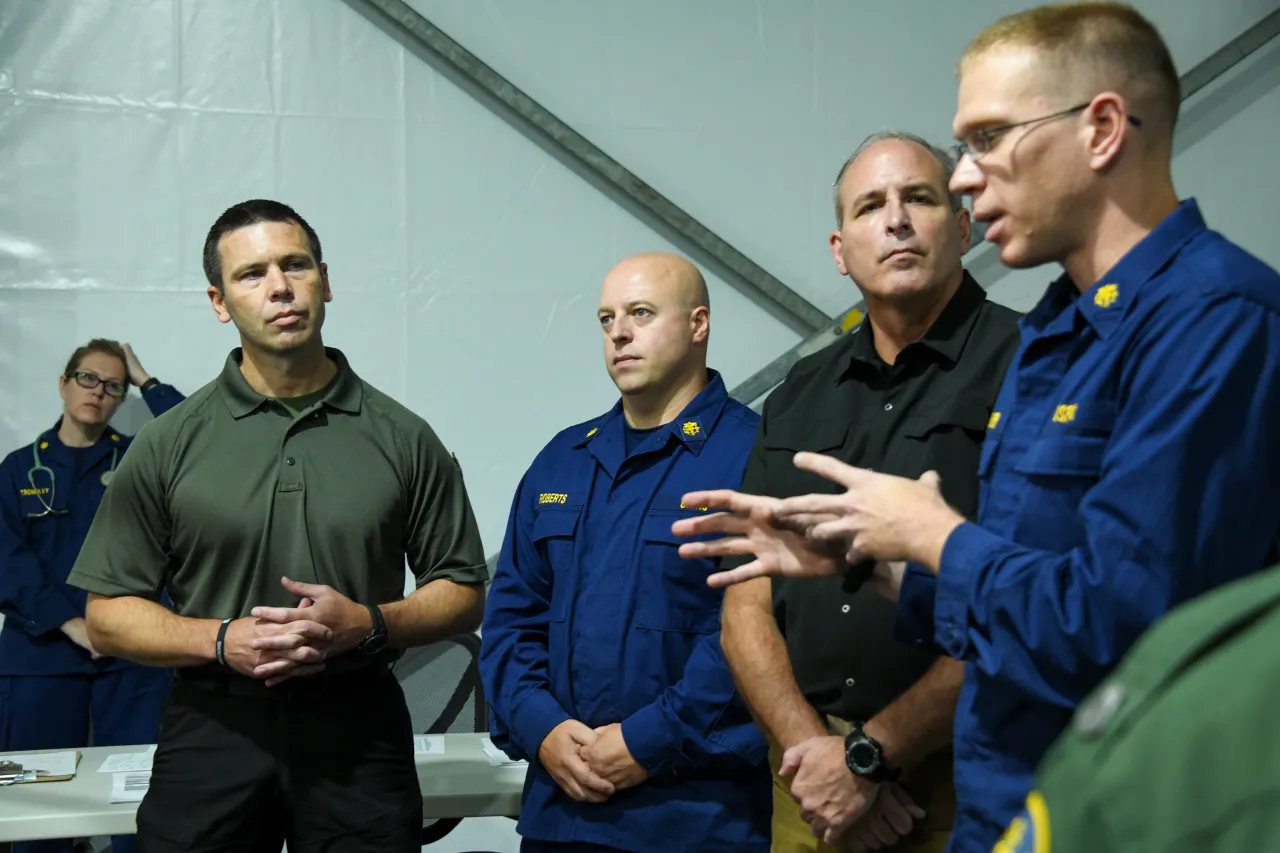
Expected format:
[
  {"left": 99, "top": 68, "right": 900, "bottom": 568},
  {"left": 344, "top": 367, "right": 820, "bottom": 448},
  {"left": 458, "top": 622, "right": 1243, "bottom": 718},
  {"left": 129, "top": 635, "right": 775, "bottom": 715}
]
[
  {"left": 598, "top": 252, "right": 711, "bottom": 400},
  {"left": 604, "top": 251, "right": 710, "bottom": 314}
]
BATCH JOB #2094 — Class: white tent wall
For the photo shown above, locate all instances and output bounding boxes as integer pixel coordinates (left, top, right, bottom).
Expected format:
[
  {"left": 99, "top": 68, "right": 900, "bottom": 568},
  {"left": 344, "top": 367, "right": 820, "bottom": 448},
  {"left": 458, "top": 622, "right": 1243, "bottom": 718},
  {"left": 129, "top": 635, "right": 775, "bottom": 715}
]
[{"left": 1, "top": 2, "right": 1277, "bottom": 851}]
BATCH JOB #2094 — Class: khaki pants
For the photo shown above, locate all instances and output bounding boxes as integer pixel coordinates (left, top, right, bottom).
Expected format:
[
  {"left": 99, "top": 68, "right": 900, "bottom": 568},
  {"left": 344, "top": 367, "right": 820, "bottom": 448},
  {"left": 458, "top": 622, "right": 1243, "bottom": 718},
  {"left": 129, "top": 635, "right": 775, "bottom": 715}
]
[{"left": 769, "top": 717, "right": 955, "bottom": 853}]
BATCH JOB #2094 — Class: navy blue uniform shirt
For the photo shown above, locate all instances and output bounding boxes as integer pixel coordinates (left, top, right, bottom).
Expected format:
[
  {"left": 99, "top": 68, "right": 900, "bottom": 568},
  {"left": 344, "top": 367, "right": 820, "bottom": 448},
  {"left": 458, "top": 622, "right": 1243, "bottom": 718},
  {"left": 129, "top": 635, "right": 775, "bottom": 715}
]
[
  {"left": 480, "top": 370, "right": 771, "bottom": 853},
  {"left": 0, "top": 383, "right": 186, "bottom": 675},
  {"left": 896, "top": 200, "right": 1280, "bottom": 851}
]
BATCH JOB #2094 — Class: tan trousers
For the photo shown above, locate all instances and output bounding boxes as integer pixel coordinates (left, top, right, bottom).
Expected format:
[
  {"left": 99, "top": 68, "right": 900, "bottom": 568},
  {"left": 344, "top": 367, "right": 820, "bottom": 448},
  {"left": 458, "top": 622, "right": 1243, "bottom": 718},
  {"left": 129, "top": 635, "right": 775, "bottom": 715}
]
[{"left": 769, "top": 717, "right": 955, "bottom": 853}]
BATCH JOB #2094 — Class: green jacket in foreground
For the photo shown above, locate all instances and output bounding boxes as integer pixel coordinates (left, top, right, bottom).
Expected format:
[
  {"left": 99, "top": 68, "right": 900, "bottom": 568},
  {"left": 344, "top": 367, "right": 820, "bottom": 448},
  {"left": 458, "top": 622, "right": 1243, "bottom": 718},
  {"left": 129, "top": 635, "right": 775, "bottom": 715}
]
[{"left": 995, "top": 562, "right": 1280, "bottom": 852}]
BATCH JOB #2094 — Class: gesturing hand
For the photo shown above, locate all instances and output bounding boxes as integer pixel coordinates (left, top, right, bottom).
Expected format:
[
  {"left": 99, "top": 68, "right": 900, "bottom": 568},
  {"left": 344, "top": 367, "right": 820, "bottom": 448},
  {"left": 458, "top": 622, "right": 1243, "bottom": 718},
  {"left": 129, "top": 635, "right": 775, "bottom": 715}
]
[
  {"left": 538, "top": 720, "right": 617, "bottom": 803},
  {"left": 773, "top": 454, "right": 962, "bottom": 568},
  {"left": 669, "top": 490, "right": 845, "bottom": 588},
  {"left": 580, "top": 723, "right": 649, "bottom": 791}
]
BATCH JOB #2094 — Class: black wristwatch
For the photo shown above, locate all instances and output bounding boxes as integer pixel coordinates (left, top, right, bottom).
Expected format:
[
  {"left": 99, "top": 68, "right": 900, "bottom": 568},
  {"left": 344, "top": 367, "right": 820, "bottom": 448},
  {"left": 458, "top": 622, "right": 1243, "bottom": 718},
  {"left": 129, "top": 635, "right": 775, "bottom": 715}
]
[
  {"left": 356, "top": 603, "right": 387, "bottom": 655},
  {"left": 140, "top": 377, "right": 159, "bottom": 392},
  {"left": 844, "top": 723, "right": 900, "bottom": 783}
]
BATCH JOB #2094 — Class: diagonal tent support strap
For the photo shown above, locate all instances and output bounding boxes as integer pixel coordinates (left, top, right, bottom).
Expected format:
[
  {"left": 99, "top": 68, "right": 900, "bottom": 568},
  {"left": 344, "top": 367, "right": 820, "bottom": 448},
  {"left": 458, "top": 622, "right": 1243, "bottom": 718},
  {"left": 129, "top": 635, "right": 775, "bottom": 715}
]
[
  {"left": 730, "top": 6, "right": 1280, "bottom": 409},
  {"left": 340, "top": 0, "right": 833, "bottom": 336}
]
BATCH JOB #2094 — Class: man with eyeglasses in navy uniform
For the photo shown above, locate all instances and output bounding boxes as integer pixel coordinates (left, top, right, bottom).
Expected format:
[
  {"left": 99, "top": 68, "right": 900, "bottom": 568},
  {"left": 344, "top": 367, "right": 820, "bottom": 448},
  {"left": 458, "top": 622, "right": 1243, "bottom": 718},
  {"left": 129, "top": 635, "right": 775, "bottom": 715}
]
[
  {"left": 671, "top": 4, "right": 1280, "bottom": 852},
  {"left": 0, "top": 337, "right": 184, "bottom": 853}
]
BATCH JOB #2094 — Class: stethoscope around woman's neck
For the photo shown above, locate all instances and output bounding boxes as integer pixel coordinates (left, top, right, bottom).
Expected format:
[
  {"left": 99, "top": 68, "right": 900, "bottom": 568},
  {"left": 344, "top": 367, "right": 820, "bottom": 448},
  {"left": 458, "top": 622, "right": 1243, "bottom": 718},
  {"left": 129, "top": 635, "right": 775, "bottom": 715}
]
[{"left": 26, "top": 431, "right": 119, "bottom": 519}]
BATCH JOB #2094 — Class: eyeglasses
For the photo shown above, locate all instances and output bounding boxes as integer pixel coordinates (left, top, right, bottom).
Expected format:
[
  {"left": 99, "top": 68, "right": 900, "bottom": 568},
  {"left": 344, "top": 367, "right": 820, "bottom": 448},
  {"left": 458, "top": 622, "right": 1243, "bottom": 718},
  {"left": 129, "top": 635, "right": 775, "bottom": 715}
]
[
  {"left": 951, "top": 101, "right": 1143, "bottom": 162},
  {"left": 70, "top": 371, "right": 127, "bottom": 398}
]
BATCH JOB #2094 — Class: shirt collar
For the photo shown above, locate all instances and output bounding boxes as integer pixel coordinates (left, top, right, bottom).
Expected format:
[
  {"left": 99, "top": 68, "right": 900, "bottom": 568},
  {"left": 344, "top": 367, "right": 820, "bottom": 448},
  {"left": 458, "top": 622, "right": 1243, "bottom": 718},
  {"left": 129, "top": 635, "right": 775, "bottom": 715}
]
[
  {"left": 1032, "top": 198, "right": 1207, "bottom": 341},
  {"left": 36, "top": 419, "right": 124, "bottom": 469},
  {"left": 842, "top": 269, "right": 987, "bottom": 378},
  {"left": 217, "top": 346, "right": 363, "bottom": 419},
  {"left": 574, "top": 369, "right": 732, "bottom": 469}
]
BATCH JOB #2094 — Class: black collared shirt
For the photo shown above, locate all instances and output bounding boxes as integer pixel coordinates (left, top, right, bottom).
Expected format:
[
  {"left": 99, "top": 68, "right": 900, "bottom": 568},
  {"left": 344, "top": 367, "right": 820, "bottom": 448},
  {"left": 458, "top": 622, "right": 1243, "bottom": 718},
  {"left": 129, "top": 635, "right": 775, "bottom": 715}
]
[{"left": 735, "top": 272, "right": 1021, "bottom": 721}]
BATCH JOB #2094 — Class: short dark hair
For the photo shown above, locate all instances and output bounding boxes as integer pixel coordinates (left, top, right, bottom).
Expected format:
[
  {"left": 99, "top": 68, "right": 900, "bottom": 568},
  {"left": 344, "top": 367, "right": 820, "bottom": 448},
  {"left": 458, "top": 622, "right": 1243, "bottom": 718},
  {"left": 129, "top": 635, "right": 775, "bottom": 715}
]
[
  {"left": 62, "top": 338, "right": 127, "bottom": 380},
  {"left": 202, "top": 199, "right": 323, "bottom": 289}
]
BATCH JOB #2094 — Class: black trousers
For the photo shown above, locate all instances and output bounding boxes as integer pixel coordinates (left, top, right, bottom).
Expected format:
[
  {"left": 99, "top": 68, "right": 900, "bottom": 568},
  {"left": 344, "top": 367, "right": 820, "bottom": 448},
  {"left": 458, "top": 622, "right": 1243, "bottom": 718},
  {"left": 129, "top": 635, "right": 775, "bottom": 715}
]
[{"left": 135, "top": 663, "right": 422, "bottom": 852}]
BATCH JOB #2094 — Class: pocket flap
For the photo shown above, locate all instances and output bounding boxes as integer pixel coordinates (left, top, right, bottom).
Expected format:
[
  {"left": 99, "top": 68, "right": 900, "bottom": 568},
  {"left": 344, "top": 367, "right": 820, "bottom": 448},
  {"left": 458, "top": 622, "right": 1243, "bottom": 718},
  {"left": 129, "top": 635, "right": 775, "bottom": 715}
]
[
  {"left": 532, "top": 506, "right": 582, "bottom": 541},
  {"left": 1013, "top": 434, "right": 1108, "bottom": 477},
  {"left": 901, "top": 398, "right": 992, "bottom": 438},
  {"left": 761, "top": 419, "right": 848, "bottom": 452},
  {"left": 641, "top": 511, "right": 707, "bottom": 545}
]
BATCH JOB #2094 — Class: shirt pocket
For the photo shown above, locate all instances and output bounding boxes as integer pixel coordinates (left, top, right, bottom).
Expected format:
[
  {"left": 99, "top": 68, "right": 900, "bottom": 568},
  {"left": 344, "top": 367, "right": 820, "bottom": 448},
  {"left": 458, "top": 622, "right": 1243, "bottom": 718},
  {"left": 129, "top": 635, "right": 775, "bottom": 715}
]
[
  {"left": 1014, "top": 433, "right": 1109, "bottom": 478},
  {"left": 633, "top": 509, "right": 723, "bottom": 634},
  {"left": 531, "top": 505, "right": 583, "bottom": 622},
  {"left": 1014, "top": 400, "right": 1116, "bottom": 481},
  {"left": 899, "top": 398, "right": 992, "bottom": 517},
  {"left": 1010, "top": 419, "right": 1112, "bottom": 546}
]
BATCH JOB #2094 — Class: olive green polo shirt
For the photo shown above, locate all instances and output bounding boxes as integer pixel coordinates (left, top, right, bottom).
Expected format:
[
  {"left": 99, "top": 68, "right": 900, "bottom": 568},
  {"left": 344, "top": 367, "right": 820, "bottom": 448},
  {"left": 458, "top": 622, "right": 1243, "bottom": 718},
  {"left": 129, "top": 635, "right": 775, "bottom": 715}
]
[
  {"left": 995, "top": 563, "right": 1280, "bottom": 853},
  {"left": 67, "top": 347, "right": 487, "bottom": 619}
]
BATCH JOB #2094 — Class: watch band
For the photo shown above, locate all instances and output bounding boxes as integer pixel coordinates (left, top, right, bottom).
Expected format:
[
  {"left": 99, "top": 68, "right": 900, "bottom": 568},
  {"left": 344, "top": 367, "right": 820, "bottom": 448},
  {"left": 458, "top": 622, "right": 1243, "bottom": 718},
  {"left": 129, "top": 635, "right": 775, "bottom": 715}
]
[
  {"left": 215, "top": 617, "right": 233, "bottom": 666},
  {"left": 358, "top": 603, "right": 388, "bottom": 654},
  {"left": 140, "top": 377, "right": 159, "bottom": 391}
]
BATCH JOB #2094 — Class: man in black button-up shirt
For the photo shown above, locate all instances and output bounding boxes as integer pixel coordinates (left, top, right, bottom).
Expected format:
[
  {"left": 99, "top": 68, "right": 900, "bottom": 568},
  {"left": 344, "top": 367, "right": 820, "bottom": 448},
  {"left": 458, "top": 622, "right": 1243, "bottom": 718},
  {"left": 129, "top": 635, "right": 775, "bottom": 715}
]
[{"left": 717, "top": 132, "right": 1020, "bottom": 853}]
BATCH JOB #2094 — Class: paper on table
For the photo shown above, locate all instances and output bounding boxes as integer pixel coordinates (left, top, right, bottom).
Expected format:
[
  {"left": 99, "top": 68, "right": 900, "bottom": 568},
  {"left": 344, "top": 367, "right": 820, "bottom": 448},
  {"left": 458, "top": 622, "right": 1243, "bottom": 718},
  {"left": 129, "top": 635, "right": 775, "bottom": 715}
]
[
  {"left": 109, "top": 771, "right": 150, "bottom": 804},
  {"left": 0, "top": 750, "right": 78, "bottom": 778},
  {"left": 480, "top": 737, "right": 527, "bottom": 768},
  {"left": 413, "top": 735, "right": 444, "bottom": 756},
  {"left": 97, "top": 745, "right": 156, "bottom": 773}
]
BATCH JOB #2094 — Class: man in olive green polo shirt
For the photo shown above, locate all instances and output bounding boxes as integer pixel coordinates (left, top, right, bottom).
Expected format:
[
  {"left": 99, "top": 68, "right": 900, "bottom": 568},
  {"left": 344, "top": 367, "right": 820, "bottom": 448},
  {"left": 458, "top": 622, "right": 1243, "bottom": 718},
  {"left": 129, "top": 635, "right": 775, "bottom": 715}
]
[
  {"left": 995, "top": 562, "right": 1280, "bottom": 853},
  {"left": 66, "top": 198, "right": 488, "bottom": 852}
]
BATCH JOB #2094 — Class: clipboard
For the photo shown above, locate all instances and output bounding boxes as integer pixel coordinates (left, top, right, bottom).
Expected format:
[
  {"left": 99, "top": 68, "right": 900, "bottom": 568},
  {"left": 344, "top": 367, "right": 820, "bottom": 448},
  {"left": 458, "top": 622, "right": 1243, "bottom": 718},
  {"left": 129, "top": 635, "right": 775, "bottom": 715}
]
[{"left": 0, "top": 751, "right": 81, "bottom": 785}]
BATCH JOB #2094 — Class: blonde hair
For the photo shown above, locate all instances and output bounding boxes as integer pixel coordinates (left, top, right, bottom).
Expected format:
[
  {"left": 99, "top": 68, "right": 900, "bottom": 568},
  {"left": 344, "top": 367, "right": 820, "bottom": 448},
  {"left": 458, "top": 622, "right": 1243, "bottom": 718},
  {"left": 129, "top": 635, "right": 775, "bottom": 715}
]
[{"left": 960, "top": 2, "right": 1179, "bottom": 140}]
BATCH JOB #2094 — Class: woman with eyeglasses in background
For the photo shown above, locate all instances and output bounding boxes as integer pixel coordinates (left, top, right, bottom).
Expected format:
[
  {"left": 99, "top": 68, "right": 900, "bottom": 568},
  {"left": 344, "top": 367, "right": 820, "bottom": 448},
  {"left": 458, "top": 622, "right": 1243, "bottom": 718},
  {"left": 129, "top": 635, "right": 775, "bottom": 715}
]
[{"left": 0, "top": 338, "right": 185, "bottom": 853}]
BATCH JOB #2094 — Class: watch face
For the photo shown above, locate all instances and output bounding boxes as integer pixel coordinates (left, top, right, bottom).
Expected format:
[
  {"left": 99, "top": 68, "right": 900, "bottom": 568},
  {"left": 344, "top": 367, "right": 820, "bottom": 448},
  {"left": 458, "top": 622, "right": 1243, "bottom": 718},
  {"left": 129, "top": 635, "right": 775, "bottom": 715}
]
[
  {"left": 361, "top": 633, "right": 387, "bottom": 655},
  {"left": 848, "top": 739, "right": 879, "bottom": 773}
]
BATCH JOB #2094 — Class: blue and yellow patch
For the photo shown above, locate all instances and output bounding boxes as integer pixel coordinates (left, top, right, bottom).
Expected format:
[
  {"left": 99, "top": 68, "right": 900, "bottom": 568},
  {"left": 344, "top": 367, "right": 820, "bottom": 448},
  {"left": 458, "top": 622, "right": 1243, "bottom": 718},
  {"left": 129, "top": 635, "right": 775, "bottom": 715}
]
[{"left": 994, "top": 790, "right": 1050, "bottom": 853}]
